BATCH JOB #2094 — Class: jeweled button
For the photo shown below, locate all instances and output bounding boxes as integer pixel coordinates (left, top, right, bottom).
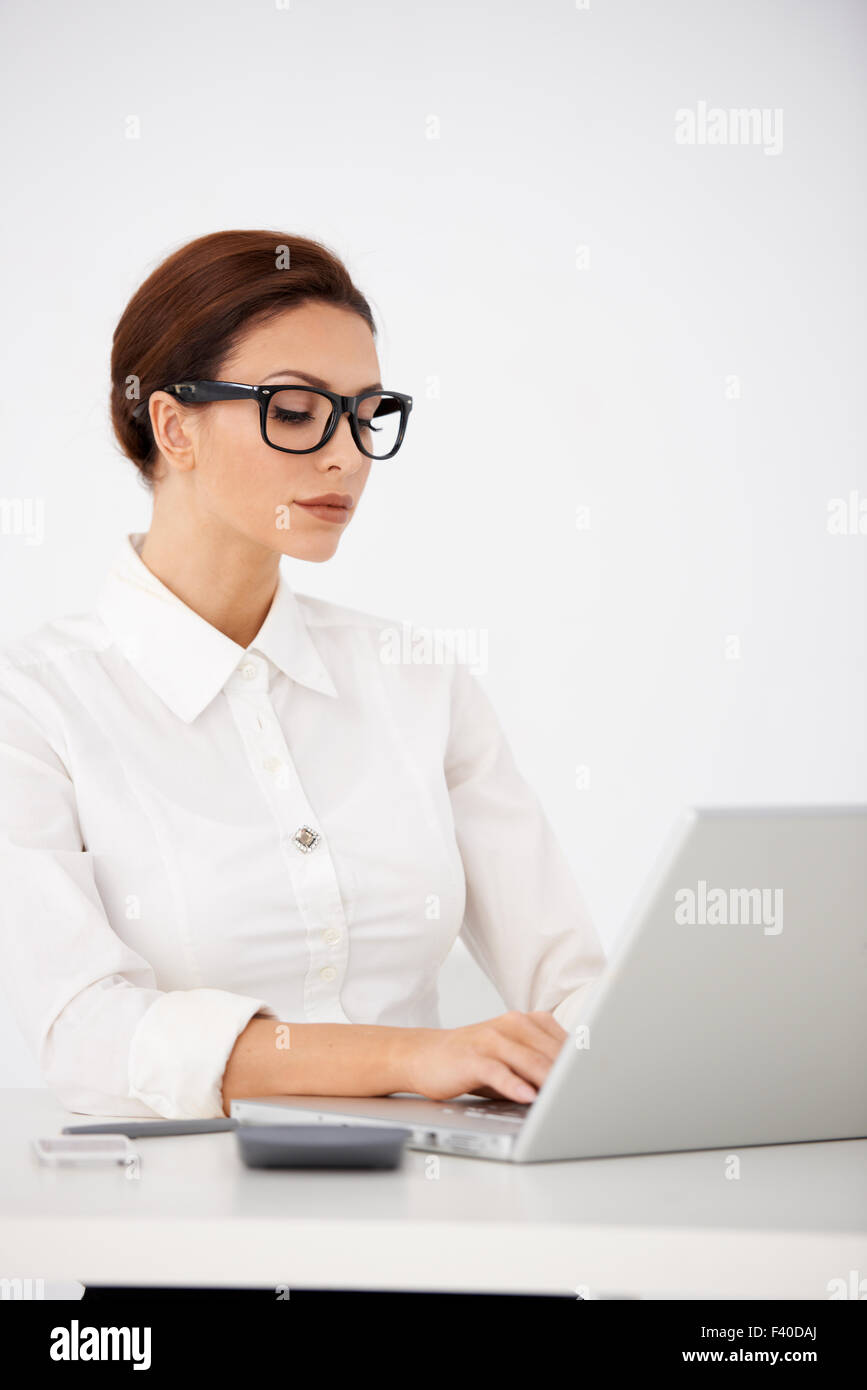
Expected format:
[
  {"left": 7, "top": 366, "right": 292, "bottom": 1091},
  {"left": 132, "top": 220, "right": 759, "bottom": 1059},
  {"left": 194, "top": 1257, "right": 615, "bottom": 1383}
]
[{"left": 292, "top": 826, "right": 321, "bottom": 853}]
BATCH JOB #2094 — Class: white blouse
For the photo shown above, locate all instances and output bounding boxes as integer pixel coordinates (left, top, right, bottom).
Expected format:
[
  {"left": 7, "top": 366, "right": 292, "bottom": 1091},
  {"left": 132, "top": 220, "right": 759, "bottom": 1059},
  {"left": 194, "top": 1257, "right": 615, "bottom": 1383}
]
[{"left": 0, "top": 533, "right": 605, "bottom": 1118}]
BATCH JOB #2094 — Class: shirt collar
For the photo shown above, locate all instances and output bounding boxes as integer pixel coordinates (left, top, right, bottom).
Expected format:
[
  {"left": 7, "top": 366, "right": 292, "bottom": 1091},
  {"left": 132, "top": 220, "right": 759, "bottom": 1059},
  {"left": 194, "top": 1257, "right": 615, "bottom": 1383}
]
[{"left": 95, "top": 533, "right": 338, "bottom": 723}]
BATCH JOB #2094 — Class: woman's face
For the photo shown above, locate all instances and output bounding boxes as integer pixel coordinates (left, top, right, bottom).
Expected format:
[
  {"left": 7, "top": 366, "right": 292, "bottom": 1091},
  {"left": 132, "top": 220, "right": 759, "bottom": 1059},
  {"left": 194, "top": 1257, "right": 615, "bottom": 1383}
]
[{"left": 152, "top": 300, "right": 381, "bottom": 563}]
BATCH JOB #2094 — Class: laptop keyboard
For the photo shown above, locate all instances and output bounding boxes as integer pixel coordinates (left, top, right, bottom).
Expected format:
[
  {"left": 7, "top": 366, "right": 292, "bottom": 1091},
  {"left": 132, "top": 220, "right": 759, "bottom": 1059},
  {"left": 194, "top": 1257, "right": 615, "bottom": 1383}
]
[{"left": 460, "top": 1100, "right": 530, "bottom": 1123}]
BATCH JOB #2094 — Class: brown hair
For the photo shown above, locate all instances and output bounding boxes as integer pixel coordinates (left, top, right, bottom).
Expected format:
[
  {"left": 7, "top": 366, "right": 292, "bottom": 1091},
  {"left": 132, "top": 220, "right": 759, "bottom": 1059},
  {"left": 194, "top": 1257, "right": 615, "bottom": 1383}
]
[{"left": 110, "top": 229, "right": 376, "bottom": 488}]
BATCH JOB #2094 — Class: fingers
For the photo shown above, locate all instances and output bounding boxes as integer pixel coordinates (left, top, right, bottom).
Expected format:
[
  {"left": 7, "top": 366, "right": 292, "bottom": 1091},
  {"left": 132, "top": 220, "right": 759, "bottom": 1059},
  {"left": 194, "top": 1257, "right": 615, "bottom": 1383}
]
[
  {"left": 476, "top": 1058, "right": 538, "bottom": 1104},
  {"left": 527, "top": 1009, "right": 569, "bottom": 1044},
  {"left": 470, "top": 1011, "right": 568, "bottom": 1102},
  {"left": 500, "top": 1010, "right": 567, "bottom": 1064},
  {"left": 450, "top": 1011, "right": 569, "bottom": 1105},
  {"left": 491, "top": 1033, "right": 556, "bottom": 1092}
]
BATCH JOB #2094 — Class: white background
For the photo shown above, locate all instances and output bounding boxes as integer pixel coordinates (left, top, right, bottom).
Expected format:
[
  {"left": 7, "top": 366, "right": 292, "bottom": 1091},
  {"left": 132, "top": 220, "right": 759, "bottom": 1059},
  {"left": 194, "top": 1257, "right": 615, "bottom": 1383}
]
[{"left": 0, "top": 0, "right": 864, "bottom": 1085}]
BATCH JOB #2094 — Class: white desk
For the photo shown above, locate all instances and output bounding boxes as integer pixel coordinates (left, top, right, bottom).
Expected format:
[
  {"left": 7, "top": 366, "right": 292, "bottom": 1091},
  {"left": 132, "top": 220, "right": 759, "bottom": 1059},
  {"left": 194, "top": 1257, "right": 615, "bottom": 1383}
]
[{"left": 1, "top": 1090, "right": 864, "bottom": 1299}]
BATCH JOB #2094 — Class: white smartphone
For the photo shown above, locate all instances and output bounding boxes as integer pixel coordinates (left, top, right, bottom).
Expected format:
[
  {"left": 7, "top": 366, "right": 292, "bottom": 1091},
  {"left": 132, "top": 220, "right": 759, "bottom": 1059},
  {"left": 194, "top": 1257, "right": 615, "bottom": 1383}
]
[{"left": 33, "top": 1135, "right": 138, "bottom": 1166}]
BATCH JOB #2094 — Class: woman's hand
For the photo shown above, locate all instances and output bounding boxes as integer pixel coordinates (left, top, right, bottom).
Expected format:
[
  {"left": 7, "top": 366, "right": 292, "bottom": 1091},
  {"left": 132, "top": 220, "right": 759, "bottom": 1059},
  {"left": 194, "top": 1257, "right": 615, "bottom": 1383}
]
[{"left": 401, "top": 1010, "right": 568, "bottom": 1104}]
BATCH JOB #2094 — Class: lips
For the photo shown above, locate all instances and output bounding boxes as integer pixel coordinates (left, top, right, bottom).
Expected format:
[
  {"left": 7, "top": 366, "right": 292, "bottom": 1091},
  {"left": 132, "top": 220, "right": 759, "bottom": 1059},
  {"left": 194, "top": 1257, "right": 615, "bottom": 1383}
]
[
  {"left": 293, "top": 493, "right": 354, "bottom": 525},
  {"left": 296, "top": 493, "right": 353, "bottom": 509}
]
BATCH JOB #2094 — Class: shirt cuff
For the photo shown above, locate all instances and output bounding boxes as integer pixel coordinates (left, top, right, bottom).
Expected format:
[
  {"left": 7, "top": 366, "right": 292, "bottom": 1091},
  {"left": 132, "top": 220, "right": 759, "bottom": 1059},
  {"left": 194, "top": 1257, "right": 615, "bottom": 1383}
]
[{"left": 128, "top": 988, "right": 280, "bottom": 1118}]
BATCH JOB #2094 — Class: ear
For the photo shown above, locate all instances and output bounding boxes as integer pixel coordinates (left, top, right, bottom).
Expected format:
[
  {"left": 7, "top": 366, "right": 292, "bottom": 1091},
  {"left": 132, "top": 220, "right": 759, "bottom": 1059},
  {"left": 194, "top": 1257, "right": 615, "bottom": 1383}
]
[{"left": 148, "top": 392, "right": 198, "bottom": 474}]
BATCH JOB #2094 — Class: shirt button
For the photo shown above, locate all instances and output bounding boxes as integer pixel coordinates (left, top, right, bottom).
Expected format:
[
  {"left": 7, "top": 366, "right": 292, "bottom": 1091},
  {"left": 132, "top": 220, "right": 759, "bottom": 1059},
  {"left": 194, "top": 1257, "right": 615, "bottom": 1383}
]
[
  {"left": 320, "top": 966, "right": 337, "bottom": 983},
  {"left": 292, "top": 826, "right": 321, "bottom": 853},
  {"left": 240, "top": 661, "right": 258, "bottom": 680},
  {"left": 323, "top": 928, "right": 341, "bottom": 946},
  {"left": 262, "top": 755, "right": 284, "bottom": 775}
]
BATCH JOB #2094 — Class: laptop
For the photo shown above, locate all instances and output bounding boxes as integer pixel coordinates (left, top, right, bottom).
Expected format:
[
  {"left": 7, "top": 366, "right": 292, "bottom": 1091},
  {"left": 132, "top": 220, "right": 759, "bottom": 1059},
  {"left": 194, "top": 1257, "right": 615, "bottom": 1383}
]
[{"left": 232, "top": 805, "right": 867, "bottom": 1162}]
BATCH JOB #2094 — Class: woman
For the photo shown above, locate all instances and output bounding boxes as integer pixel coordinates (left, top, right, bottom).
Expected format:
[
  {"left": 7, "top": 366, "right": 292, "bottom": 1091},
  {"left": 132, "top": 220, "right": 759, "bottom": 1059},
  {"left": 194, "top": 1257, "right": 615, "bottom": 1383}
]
[{"left": 0, "top": 229, "right": 605, "bottom": 1119}]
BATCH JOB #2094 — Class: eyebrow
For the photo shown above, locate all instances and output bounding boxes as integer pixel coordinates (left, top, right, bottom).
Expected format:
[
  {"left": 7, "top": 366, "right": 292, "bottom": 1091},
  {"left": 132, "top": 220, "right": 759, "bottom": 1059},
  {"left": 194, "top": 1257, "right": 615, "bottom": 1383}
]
[{"left": 261, "top": 368, "right": 383, "bottom": 392}]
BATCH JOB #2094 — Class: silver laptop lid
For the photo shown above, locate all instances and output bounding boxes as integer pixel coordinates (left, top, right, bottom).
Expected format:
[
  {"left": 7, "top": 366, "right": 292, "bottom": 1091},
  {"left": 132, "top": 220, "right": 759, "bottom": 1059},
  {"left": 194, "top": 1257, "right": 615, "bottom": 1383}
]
[{"left": 514, "top": 805, "right": 867, "bottom": 1161}]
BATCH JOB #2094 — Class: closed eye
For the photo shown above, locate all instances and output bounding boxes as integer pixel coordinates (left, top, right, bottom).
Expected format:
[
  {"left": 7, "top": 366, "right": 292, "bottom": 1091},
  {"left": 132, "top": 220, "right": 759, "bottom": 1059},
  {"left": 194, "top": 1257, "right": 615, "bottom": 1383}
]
[{"left": 273, "top": 408, "right": 315, "bottom": 424}]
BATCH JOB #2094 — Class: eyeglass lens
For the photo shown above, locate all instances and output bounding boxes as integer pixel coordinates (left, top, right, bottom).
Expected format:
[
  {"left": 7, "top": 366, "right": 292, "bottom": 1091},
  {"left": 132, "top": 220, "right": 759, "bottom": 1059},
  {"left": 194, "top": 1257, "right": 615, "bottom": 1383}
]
[{"left": 264, "top": 388, "right": 404, "bottom": 457}]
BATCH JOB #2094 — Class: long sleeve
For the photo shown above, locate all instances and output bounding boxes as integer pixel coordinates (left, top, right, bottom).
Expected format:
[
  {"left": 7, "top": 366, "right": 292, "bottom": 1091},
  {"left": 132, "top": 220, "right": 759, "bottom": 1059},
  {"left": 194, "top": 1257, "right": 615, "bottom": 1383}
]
[
  {"left": 0, "top": 665, "right": 278, "bottom": 1119},
  {"left": 445, "top": 659, "right": 606, "bottom": 1031}
]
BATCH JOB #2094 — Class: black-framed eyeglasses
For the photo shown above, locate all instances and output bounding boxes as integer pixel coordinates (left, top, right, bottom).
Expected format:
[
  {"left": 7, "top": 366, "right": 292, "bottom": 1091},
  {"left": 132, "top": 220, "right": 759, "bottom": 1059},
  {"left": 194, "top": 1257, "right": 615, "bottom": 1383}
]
[{"left": 131, "top": 380, "right": 413, "bottom": 460}]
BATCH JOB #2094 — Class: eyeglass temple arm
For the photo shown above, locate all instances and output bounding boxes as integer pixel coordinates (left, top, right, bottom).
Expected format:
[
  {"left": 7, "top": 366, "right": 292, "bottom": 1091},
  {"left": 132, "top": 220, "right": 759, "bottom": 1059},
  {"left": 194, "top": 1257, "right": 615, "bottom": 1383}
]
[
  {"left": 134, "top": 383, "right": 411, "bottom": 419},
  {"left": 132, "top": 381, "right": 257, "bottom": 418}
]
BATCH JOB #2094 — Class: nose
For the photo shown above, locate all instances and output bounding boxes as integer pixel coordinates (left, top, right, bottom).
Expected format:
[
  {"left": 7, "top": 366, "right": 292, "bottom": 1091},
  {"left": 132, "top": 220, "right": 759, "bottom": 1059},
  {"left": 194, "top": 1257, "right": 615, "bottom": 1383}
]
[{"left": 318, "top": 411, "right": 369, "bottom": 471}]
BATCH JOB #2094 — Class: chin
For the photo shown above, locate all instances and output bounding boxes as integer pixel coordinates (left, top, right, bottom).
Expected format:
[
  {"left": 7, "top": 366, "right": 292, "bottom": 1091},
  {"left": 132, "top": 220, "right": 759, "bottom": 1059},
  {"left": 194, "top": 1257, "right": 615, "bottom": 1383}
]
[{"left": 276, "top": 535, "right": 341, "bottom": 563}]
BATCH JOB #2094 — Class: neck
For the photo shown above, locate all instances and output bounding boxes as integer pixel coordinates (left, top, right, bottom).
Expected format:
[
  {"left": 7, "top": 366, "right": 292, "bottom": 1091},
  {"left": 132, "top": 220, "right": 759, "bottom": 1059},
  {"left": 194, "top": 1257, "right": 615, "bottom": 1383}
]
[{"left": 139, "top": 495, "right": 281, "bottom": 650}]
